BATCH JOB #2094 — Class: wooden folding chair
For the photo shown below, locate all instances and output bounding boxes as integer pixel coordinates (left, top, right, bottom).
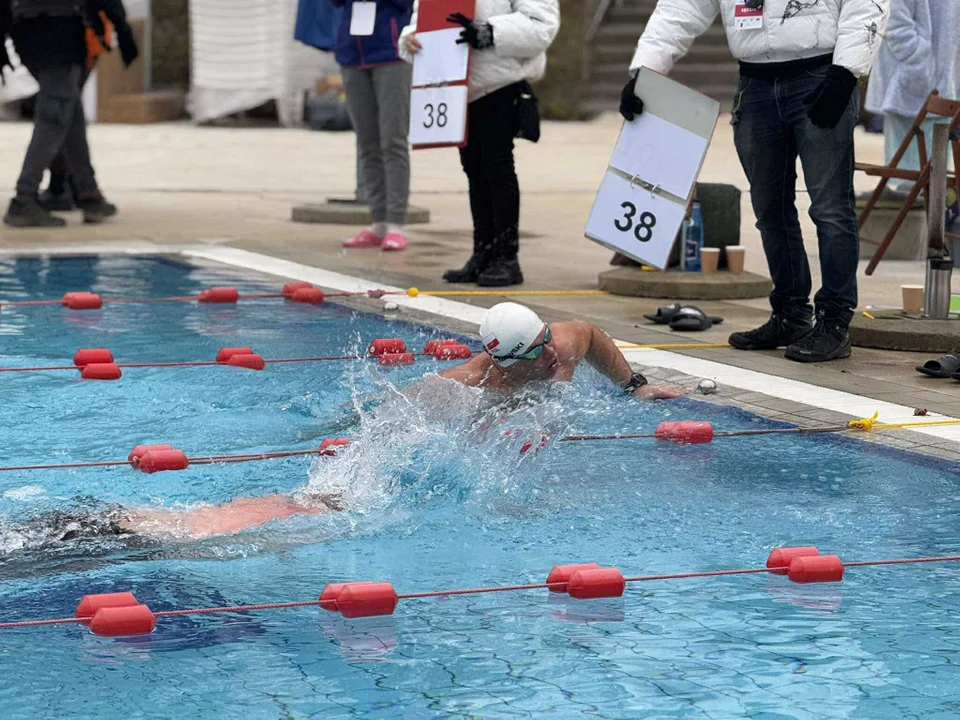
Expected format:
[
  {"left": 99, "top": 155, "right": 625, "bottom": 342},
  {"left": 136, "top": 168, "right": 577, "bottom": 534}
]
[{"left": 855, "top": 91, "right": 960, "bottom": 275}]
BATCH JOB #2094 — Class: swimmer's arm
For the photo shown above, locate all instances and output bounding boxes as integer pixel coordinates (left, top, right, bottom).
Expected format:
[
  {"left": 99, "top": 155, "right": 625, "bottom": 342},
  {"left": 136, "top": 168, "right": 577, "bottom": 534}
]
[
  {"left": 571, "top": 321, "right": 633, "bottom": 387},
  {"left": 575, "top": 321, "right": 685, "bottom": 399}
]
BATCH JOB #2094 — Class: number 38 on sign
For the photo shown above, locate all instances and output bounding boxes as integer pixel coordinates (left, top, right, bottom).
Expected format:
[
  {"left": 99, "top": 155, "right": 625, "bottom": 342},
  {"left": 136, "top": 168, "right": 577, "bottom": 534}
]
[
  {"left": 409, "top": 86, "right": 468, "bottom": 147},
  {"left": 585, "top": 171, "right": 687, "bottom": 270}
]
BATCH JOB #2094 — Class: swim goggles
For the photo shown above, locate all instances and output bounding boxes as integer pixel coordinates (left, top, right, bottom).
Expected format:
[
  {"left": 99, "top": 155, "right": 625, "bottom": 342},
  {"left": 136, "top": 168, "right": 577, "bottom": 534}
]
[
  {"left": 743, "top": 0, "right": 763, "bottom": 8},
  {"left": 490, "top": 326, "right": 553, "bottom": 364}
]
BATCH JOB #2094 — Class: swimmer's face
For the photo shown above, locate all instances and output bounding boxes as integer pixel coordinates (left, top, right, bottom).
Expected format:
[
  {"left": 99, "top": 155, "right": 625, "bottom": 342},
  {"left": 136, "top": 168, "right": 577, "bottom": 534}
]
[{"left": 505, "top": 326, "right": 558, "bottom": 378}]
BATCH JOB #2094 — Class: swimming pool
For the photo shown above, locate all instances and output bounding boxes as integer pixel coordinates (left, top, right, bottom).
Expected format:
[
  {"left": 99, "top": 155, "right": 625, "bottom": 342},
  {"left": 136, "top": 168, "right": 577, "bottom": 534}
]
[{"left": 1, "top": 255, "right": 959, "bottom": 719}]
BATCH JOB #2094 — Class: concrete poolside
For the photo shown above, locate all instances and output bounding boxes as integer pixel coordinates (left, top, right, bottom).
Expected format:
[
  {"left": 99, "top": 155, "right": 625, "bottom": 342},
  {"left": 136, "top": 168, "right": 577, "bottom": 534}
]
[{"left": 0, "top": 112, "right": 958, "bottom": 439}]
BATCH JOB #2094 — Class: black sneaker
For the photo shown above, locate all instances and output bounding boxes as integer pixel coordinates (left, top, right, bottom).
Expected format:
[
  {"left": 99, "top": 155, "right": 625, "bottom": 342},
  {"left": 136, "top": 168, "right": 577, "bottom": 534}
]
[
  {"left": 38, "top": 187, "right": 75, "bottom": 212},
  {"left": 784, "top": 317, "right": 851, "bottom": 363},
  {"left": 443, "top": 253, "right": 489, "bottom": 283},
  {"left": 3, "top": 195, "right": 67, "bottom": 227},
  {"left": 75, "top": 195, "right": 118, "bottom": 224},
  {"left": 728, "top": 313, "right": 813, "bottom": 350},
  {"left": 476, "top": 258, "right": 524, "bottom": 287}
]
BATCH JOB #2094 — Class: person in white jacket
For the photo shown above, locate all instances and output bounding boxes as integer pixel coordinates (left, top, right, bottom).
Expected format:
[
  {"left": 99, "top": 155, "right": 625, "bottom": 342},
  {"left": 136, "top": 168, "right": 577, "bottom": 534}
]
[
  {"left": 621, "top": 0, "right": 889, "bottom": 363},
  {"left": 863, "top": 0, "right": 959, "bottom": 222},
  {"left": 399, "top": 0, "right": 560, "bottom": 287}
]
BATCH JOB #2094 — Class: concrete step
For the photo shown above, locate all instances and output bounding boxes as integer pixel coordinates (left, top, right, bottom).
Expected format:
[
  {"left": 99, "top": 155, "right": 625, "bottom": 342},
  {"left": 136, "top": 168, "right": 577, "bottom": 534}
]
[{"left": 100, "top": 91, "right": 186, "bottom": 124}]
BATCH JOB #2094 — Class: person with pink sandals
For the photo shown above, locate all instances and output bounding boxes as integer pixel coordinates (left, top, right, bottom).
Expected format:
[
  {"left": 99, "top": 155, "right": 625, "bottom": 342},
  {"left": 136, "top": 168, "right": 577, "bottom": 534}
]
[{"left": 332, "top": 0, "right": 414, "bottom": 251}]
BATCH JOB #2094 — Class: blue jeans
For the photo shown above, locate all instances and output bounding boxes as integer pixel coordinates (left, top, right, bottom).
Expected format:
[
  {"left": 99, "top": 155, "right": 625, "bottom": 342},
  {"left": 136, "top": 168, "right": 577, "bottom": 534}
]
[{"left": 732, "top": 68, "right": 860, "bottom": 326}]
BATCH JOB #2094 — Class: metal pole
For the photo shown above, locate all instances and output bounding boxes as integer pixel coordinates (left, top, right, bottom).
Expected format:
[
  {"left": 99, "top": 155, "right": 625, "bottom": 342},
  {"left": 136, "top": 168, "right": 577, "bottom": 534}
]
[{"left": 924, "top": 123, "right": 952, "bottom": 318}]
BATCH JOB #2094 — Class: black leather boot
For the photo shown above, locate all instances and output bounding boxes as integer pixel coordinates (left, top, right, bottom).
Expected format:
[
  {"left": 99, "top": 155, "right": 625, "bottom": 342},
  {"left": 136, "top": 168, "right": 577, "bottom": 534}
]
[
  {"left": 476, "top": 226, "right": 523, "bottom": 287},
  {"left": 443, "top": 235, "right": 494, "bottom": 283}
]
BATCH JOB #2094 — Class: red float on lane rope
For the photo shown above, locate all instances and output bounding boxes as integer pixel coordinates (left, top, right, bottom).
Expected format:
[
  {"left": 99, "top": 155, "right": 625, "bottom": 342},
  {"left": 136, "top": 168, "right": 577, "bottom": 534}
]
[
  {"left": 319, "top": 438, "right": 350, "bottom": 456},
  {"left": 138, "top": 449, "right": 189, "bottom": 474},
  {"left": 198, "top": 287, "right": 239, "bottom": 304},
  {"left": 128, "top": 444, "right": 173, "bottom": 467},
  {"left": 655, "top": 421, "right": 714, "bottom": 445},
  {"left": 546, "top": 563, "right": 600, "bottom": 593},
  {"left": 73, "top": 348, "right": 113, "bottom": 367},
  {"left": 75, "top": 592, "right": 140, "bottom": 625},
  {"left": 432, "top": 344, "right": 472, "bottom": 360},
  {"left": 368, "top": 338, "right": 407, "bottom": 357},
  {"left": 90, "top": 605, "right": 156, "bottom": 637},
  {"left": 766, "top": 546, "right": 820, "bottom": 576},
  {"left": 216, "top": 347, "right": 253, "bottom": 363},
  {"left": 291, "top": 287, "right": 325, "bottom": 304},
  {"left": 319, "top": 581, "right": 373, "bottom": 612},
  {"left": 379, "top": 352, "right": 415, "bottom": 366},
  {"left": 336, "top": 582, "right": 398, "bottom": 618},
  {"left": 788, "top": 555, "right": 844, "bottom": 584},
  {"left": 81, "top": 363, "right": 122, "bottom": 380},
  {"left": 227, "top": 353, "right": 265, "bottom": 371},
  {"left": 62, "top": 292, "right": 102, "bottom": 310},
  {"left": 567, "top": 568, "right": 626, "bottom": 599},
  {"left": 282, "top": 282, "right": 313, "bottom": 298},
  {"left": 423, "top": 339, "right": 459, "bottom": 354}
]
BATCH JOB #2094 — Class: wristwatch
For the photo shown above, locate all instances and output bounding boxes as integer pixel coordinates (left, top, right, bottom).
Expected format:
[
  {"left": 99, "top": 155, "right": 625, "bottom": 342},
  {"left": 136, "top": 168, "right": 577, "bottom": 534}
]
[{"left": 623, "top": 372, "right": 648, "bottom": 393}]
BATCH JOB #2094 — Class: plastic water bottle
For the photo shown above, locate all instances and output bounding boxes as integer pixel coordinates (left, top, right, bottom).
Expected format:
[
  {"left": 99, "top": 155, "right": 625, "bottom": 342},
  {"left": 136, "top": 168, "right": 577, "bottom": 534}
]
[{"left": 683, "top": 200, "right": 704, "bottom": 271}]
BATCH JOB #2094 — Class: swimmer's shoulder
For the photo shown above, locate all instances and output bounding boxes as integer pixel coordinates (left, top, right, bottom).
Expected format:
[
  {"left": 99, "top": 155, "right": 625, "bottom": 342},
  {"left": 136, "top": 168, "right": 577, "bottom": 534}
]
[{"left": 437, "top": 353, "right": 495, "bottom": 387}]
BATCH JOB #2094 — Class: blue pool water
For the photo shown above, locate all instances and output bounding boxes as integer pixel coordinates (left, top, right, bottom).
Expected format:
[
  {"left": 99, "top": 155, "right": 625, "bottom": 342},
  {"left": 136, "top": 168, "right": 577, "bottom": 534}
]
[{"left": 1, "top": 255, "right": 960, "bottom": 719}]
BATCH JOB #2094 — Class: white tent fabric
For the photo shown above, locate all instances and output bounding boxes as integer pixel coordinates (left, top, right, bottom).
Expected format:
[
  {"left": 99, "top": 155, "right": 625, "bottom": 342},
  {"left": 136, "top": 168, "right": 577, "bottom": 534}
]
[{"left": 188, "top": 0, "right": 335, "bottom": 126}]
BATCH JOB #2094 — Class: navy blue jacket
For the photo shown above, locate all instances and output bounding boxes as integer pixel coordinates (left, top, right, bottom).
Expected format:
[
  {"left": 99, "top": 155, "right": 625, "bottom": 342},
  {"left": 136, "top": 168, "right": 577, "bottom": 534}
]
[{"left": 331, "top": 0, "right": 412, "bottom": 68}]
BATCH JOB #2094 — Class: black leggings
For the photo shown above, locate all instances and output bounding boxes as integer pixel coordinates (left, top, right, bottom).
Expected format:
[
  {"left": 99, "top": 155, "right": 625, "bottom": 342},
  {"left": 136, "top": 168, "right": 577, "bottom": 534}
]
[{"left": 458, "top": 83, "right": 521, "bottom": 260}]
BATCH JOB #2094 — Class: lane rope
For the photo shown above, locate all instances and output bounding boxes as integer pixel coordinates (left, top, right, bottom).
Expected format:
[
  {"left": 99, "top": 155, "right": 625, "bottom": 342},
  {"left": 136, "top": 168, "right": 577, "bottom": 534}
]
[
  {"left": 1, "top": 550, "right": 958, "bottom": 634},
  {"left": 1, "top": 413, "right": 957, "bottom": 474}
]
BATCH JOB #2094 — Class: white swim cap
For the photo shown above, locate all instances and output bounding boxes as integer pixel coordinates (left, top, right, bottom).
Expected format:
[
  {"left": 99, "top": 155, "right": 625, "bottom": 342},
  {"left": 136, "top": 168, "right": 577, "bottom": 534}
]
[{"left": 479, "top": 302, "right": 546, "bottom": 367}]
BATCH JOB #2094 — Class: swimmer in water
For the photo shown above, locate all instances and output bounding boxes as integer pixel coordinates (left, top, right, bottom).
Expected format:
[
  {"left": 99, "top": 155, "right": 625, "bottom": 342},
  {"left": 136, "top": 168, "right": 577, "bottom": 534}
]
[
  {"left": 9, "top": 491, "right": 343, "bottom": 550},
  {"left": 435, "top": 302, "right": 684, "bottom": 400}
]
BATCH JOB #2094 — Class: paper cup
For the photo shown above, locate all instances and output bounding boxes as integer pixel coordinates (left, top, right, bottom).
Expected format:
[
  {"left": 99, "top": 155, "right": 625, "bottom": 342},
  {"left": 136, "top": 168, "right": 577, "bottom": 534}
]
[
  {"left": 725, "top": 246, "right": 746, "bottom": 274},
  {"left": 700, "top": 247, "right": 720, "bottom": 273},
  {"left": 902, "top": 285, "right": 924, "bottom": 314}
]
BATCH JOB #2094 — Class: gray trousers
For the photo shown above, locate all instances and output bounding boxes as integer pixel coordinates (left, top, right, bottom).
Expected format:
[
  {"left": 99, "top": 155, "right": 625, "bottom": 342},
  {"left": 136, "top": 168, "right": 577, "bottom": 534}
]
[
  {"left": 341, "top": 63, "right": 412, "bottom": 224},
  {"left": 17, "top": 63, "right": 97, "bottom": 198}
]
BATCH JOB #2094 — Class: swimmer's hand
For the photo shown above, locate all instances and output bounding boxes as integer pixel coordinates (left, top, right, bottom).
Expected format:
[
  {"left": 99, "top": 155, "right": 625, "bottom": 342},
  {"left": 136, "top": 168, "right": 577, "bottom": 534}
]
[{"left": 633, "top": 384, "right": 686, "bottom": 400}]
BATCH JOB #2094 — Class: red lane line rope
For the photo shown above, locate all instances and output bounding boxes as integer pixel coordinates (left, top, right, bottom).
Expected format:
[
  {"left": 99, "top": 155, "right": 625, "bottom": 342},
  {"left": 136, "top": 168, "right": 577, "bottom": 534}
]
[
  {"left": 2, "top": 556, "right": 960, "bottom": 630},
  {"left": 845, "top": 555, "right": 960, "bottom": 568},
  {"left": 0, "top": 353, "right": 470, "bottom": 373},
  {"left": 0, "top": 449, "right": 328, "bottom": 473},
  {"left": 0, "top": 365, "right": 77, "bottom": 373},
  {"left": 1, "top": 291, "right": 380, "bottom": 308},
  {"left": 0, "top": 617, "right": 86, "bottom": 629},
  {"left": 154, "top": 600, "right": 319, "bottom": 617},
  {"left": 0, "top": 460, "right": 131, "bottom": 472}
]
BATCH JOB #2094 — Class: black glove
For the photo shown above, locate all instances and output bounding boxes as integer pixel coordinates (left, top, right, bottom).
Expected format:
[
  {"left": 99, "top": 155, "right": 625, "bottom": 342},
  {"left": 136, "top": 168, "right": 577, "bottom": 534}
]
[
  {"left": 803, "top": 65, "right": 858, "bottom": 130},
  {"left": 619, "top": 72, "right": 644, "bottom": 121},
  {"left": 447, "top": 12, "right": 494, "bottom": 50},
  {"left": 116, "top": 23, "right": 139, "bottom": 68}
]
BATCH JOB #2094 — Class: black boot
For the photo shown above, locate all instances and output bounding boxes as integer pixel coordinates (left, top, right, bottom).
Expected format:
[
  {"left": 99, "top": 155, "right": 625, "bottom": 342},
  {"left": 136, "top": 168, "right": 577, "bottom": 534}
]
[
  {"left": 784, "top": 315, "right": 851, "bottom": 363},
  {"left": 477, "top": 257, "right": 524, "bottom": 287},
  {"left": 3, "top": 195, "right": 67, "bottom": 228},
  {"left": 75, "top": 193, "right": 118, "bottom": 224},
  {"left": 443, "top": 230, "right": 495, "bottom": 283},
  {"left": 728, "top": 313, "right": 813, "bottom": 350},
  {"left": 477, "top": 226, "right": 524, "bottom": 287},
  {"left": 443, "top": 251, "right": 490, "bottom": 283},
  {"left": 39, "top": 173, "right": 75, "bottom": 212}
]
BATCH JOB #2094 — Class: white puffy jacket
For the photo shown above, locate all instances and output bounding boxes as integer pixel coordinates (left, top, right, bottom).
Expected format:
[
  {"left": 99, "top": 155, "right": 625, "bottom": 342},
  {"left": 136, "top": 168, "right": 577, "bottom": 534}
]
[
  {"left": 399, "top": 0, "right": 560, "bottom": 102},
  {"left": 631, "top": 0, "right": 890, "bottom": 78}
]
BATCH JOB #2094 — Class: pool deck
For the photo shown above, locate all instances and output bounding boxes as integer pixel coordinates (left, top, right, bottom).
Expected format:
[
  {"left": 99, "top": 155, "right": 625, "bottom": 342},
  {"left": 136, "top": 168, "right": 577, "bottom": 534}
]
[{"left": 1, "top": 114, "right": 959, "bottom": 460}]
